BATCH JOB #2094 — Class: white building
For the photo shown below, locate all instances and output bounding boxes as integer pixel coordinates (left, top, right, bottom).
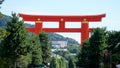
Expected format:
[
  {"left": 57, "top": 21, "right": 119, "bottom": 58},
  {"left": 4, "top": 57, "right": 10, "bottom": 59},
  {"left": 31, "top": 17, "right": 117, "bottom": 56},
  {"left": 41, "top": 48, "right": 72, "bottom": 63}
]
[{"left": 51, "top": 41, "right": 67, "bottom": 48}]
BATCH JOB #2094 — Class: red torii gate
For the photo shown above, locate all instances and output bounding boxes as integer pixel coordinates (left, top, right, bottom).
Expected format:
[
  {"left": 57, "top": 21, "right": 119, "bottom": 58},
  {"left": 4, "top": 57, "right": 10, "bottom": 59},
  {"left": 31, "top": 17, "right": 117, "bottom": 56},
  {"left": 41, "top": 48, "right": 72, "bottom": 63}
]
[{"left": 19, "top": 13, "right": 106, "bottom": 46}]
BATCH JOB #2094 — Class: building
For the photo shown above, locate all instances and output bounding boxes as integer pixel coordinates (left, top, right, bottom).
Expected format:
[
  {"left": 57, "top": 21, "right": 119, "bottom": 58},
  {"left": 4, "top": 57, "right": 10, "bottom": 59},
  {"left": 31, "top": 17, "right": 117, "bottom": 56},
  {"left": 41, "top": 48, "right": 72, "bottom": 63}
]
[{"left": 51, "top": 41, "right": 67, "bottom": 49}]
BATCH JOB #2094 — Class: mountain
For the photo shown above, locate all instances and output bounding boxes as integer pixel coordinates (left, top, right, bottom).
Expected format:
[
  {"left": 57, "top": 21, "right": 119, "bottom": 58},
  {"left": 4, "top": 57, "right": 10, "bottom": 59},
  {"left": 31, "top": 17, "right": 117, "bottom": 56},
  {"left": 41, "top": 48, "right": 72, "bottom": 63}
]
[
  {"left": 0, "top": 14, "right": 34, "bottom": 28},
  {"left": 48, "top": 33, "right": 79, "bottom": 45},
  {"left": 0, "top": 14, "right": 79, "bottom": 45},
  {"left": 0, "top": 14, "right": 11, "bottom": 28}
]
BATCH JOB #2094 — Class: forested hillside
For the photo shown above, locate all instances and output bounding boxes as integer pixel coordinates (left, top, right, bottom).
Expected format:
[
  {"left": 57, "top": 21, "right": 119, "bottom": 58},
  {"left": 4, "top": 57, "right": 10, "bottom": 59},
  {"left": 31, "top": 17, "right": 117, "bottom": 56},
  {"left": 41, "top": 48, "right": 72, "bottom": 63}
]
[
  {"left": 48, "top": 33, "right": 79, "bottom": 45},
  {"left": 0, "top": 14, "right": 11, "bottom": 28}
]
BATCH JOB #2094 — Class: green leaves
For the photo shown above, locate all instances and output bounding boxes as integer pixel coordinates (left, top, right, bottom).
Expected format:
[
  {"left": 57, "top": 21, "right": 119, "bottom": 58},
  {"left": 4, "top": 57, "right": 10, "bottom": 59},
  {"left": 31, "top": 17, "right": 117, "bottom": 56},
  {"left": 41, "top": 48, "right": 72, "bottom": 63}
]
[
  {"left": 0, "top": 27, "right": 9, "bottom": 39},
  {"left": 0, "top": 13, "right": 29, "bottom": 67},
  {"left": 39, "top": 31, "right": 51, "bottom": 65},
  {"left": 29, "top": 35, "right": 42, "bottom": 64},
  {"left": 68, "top": 57, "right": 76, "bottom": 68},
  {"left": 89, "top": 28, "right": 107, "bottom": 67},
  {"left": 77, "top": 28, "right": 107, "bottom": 68},
  {"left": 50, "top": 57, "right": 59, "bottom": 68},
  {"left": 50, "top": 57, "right": 68, "bottom": 68}
]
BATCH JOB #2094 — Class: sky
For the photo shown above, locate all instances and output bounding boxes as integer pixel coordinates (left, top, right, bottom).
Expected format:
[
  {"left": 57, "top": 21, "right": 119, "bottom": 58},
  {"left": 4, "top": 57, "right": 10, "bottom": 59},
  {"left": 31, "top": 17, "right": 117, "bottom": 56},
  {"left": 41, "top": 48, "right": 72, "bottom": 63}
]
[{"left": 1, "top": 0, "right": 120, "bottom": 43}]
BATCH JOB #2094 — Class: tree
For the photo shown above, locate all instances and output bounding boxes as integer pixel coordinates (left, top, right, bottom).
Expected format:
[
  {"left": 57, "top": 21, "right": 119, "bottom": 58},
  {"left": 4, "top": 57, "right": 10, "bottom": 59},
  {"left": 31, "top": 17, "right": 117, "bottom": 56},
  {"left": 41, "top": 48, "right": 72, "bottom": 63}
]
[
  {"left": 1, "top": 13, "right": 29, "bottom": 67},
  {"left": 67, "top": 44, "right": 79, "bottom": 54},
  {"left": 59, "top": 57, "right": 67, "bottom": 68},
  {"left": 106, "top": 31, "right": 120, "bottom": 67},
  {"left": 39, "top": 31, "right": 51, "bottom": 66},
  {"left": 68, "top": 57, "right": 76, "bottom": 68},
  {"left": 0, "top": 27, "right": 9, "bottom": 68},
  {"left": 107, "top": 31, "right": 120, "bottom": 53},
  {"left": 0, "top": 0, "right": 4, "bottom": 18},
  {"left": 0, "top": 27, "right": 9, "bottom": 39},
  {"left": 50, "top": 57, "right": 68, "bottom": 68},
  {"left": 50, "top": 57, "right": 59, "bottom": 68},
  {"left": 77, "top": 40, "right": 90, "bottom": 68},
  {"left": 89, "top": 28, "right": 107, "bottom": 68},
  {"left": 29, "top": 35, "right": 42, "bottom": 65},
  {"left": 53, "top": 50, "right": 71, "bottom": 61}
]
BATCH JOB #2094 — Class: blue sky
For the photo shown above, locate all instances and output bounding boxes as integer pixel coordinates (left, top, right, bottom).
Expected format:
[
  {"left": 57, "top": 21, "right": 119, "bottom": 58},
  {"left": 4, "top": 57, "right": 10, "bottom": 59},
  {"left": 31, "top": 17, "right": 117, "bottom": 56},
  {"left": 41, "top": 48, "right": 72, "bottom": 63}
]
[{"left": 1, "top": 0, "right": 120, "bottom": 43}]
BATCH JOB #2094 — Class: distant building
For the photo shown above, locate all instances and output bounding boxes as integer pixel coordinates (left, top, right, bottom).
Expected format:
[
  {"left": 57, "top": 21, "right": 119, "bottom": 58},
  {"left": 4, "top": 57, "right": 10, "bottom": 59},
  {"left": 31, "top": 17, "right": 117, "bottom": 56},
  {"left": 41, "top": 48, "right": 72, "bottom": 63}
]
[{"left": 51, "top": 41, "right": 67, "bottom": 49}]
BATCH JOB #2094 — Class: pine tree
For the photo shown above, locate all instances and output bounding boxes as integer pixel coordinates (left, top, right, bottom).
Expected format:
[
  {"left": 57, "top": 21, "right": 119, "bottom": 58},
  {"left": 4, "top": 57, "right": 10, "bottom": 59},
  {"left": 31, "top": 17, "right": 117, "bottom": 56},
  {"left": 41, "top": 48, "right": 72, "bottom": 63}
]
[
  {"left": 39, "top": 31, "right": 51, "bottom": 66},
  {"left": 0, "top": 28, "right": 10, "bottom": 68},
  {"left": 50, "top": 57, "right": 59, "bottom": 68},
  {"left": 107, "top": 31, "right": 120, "bottom": 67},
  {"left": 1, "top": 13, "right": 29, "bottom": 67},
  {"left": 59, "top": 57, "right": 67, "bottom": 68},
  {"left": 0, "top": 27, "right": 9, "bottom": 39},
  {"left": 77, "top": 40, "right": 90, "bottom": 68},
  {"left": 89, "top": 28, "right": 107, "bottom": 68},
  {"left": 68, "top": 57, "right": 76, "bottom": 68},
  {"left": 107, "top": 31, "right": 120, "bottom": 52},
  {"left": 29, "top": 35, "right": 43, "bottom": 65}
]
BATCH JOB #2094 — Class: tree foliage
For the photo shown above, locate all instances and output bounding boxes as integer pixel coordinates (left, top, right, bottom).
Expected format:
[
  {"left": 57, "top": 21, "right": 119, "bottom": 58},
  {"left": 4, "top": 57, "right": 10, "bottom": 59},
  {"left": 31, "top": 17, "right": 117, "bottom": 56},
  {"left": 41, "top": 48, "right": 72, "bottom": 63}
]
[
  {"left": 50, "top": 57, "right": 68, "bottom": 68},
  {"left": 67, "top": 44, "right": 79, "bottom": 53},
  {"left": 29, "top": 35, "right": 43, "bottom": 65},
  {"left": 59, "top": 57, "right": 67, "bottom": 68},
  {"left": 107, "top": 31, "right": 120, "bottom": 53},
  {"left": 77, "top": 28, "right": 107, "bottom": 68},
  {"left": 39, "top": 31, "right": 51, "bottom": 66},
  {"left": 53, "top": 50, "right": 71, "bottom": 61},
  {"left": 77, "top": 28, "right": 120, "bottom": 68},
  {"left": 89, "top": 28, "right": 107, "bottom": 68},
  {"left": 0, "top": 13, "right": 29, "bottom": 67},
  {"left": 68, "top": 57, "right": 76, "bottom": 68},
  {"left": 0, "top": 27, "right": 9, "bottom": 39},
  {"left": 77, "top": 40, "right": 90, "bottom": 68},
  {"left": 50, "top": 57, "right": 59, "bottom": 68},
  {"left": 107, "top": 31, "right": 120, "bottom": 65}
]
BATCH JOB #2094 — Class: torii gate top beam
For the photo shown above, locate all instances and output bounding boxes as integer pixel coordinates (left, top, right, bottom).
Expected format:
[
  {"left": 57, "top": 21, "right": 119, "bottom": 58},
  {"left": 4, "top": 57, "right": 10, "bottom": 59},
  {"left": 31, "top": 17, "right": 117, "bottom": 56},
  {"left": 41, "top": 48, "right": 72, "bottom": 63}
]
[
  {"left": 19, "top": 13, "right": 106, "bottom": 45},
  {"left": 19, "top": 13, "right": 106, "bottom": 22}
]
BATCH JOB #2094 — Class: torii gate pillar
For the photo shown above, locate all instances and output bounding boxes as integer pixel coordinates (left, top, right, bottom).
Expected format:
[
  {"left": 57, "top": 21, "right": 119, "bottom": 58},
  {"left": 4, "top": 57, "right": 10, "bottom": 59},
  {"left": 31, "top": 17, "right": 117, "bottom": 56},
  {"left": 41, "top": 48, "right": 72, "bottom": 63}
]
[
  {"left": 34, "top": 18, "right": 42, "bottom": 34},
  {"left": 81, "top": 19, "right": 89, "bottom": 43}
]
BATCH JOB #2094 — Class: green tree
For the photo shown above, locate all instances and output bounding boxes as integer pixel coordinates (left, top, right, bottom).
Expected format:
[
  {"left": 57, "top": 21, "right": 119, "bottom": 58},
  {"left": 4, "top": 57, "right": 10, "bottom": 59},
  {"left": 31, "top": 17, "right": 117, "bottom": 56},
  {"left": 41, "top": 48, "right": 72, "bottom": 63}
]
[
  {"left": 50, "top": 57, "right": 59, "bottom": 68},
  {"left": 68, "top": 57, "right": 76, "bottom": 68},
  {"left": 29, "top": 35, "right": 43, "bottom": 65},
  {"left": 0, "top": 28, "right": 10, "bottom": 68},
  {"left": 107, "top": 31, "right": 120, "bottom": 67},
  {"left": 0, "top": 27, "right": 9, "bottom": 39},
  {"left": 89, "top": 28, "right": 107, "bottom": 68},
  {"left": 67, "top": 44, "right": 79, "bottom": 53},
  {"left": 77, "top": 40, "right": 90, "bottom": 68},
  {"left": 59, "top": 57, "right": 67, "bottom": 68},
  {"left": 53, "top": 50, "right": 71, "bottom": 61},
  {"left": 0, "top": 0, "right": 4, "bottom": 18},
  {"left": 39, "top": 31, "right": 51, "bottom": 66},
  {"left": 107, "top": 31, "right": 120, "bottom": 53},
  {"left": 1, "top": 13, "right": 29, "bottom": 68}
]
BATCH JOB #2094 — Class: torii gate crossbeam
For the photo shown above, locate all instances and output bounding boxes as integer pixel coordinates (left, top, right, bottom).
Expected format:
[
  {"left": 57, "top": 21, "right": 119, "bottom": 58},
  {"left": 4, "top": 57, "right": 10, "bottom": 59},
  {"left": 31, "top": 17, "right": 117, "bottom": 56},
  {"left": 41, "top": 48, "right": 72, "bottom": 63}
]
[{"left": 19, "top": 13, "right": 106, "bottom": 46}]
